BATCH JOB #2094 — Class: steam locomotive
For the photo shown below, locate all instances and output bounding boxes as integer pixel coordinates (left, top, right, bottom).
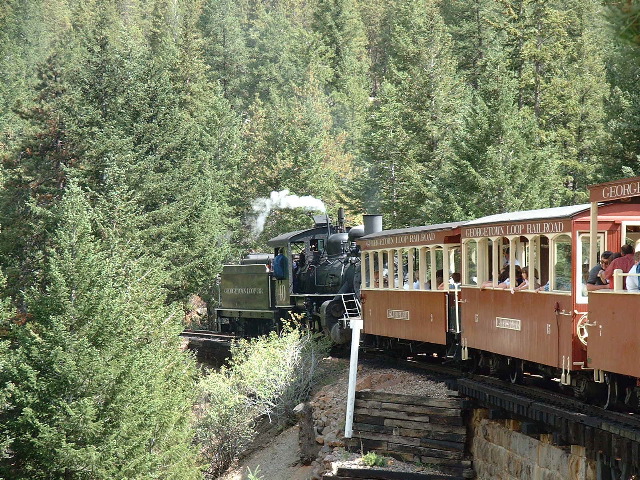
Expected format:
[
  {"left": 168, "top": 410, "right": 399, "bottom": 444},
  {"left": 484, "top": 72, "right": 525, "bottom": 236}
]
[
  {"left": 214, "top": 208, "right": 374, "bottom": 342},
  {"left": 215, "top": 175, "right": 640, "bottom": 409}
]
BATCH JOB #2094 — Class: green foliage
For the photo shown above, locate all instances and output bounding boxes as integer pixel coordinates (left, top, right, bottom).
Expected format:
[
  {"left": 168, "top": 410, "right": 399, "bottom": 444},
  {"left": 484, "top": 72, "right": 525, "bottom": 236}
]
[
  {"left": 195, "top": 370, "right": 256, "bottom": 477},
  {"left": 361, "top": 0, "right": 469, "bottom": 227},
  {"left": 2, "top": 0, "right": 640, "bottom": 476},
  {"left": 195, "top": 326, "right": 330, "bottom": 476},
  {"left": 228, "top": 324, "right": 332, "bottom": 423},
  {"left": 247, "top": 465, "right": 264, "bottom": 480},
  {"left": 0, "top": 184, "right": 201, "bottom": 479},
  {"left": 361, "top": 451, "right": 387, "bottom": 467}
]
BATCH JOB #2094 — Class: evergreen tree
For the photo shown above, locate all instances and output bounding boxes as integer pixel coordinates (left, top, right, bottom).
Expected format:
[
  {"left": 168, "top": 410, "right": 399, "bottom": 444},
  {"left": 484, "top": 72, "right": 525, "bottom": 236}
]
[
  {"left": 311, "top": 0, "right": 370, "bottom": 142},
  {"left": 1, "top": 0, "right": 240, "bottom": 302},
  {"left": 199, "top": 0, "right": 251, "bottom": 111},
  {"left": 241, "top": 78, "right": 352, "bottom": 247},
  {"left": 601, "top": 2, "right": 640, "bottom": 178},
  {"left": 0, "top": 184, "right": 200, "bottom": 479},
  {"left": 362, "top": 0, "right": 469, "bottom": 227},
  {"left": 492, "top": 0, "right": 609, "bottom": 201}
]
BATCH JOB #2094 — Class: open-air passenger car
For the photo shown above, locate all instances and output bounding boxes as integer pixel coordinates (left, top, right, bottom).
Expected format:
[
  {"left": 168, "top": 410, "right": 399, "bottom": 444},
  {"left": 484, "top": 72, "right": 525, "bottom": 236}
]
[
  {"left": 358, "top": 223, "right": 464, "bottom": 351},
  {"left": 459, "top": 196, "right": 640, "bottom": 391},
  {"left": 586, "top": 177, "right": 640, "bottom": 405}
]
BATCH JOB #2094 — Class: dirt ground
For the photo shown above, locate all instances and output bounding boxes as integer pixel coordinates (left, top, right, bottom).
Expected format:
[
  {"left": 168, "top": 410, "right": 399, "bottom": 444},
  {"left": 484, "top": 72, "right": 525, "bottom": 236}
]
[
  {"left": 218, "top": 357, "right": 455, "bottom": 480},
  {"left": 218, "top": 425, "right": 314, "bottom": 480}
]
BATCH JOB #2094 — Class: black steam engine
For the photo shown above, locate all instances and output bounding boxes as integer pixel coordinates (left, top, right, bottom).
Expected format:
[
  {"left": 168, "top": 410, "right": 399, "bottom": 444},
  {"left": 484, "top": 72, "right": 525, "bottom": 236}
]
[{"left": 214, "top": 209, "right": 375, "bottom": 342}]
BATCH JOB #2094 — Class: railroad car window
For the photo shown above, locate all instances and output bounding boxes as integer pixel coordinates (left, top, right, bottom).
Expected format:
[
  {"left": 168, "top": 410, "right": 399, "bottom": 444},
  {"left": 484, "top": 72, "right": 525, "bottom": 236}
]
[
  {"left": 577, "top": 233, "right": 604, "bottom": 303},
  {"left": 464, "top": 240, "right": 478, "bottom": 286},
  {"left": 449, "top": 246, "right": 462, "bottom": 288},
  {"left": 381, "top": 251, "right": 390, "bottom": 288},
  {"left": 431, "top": 247, "right": 444, "bottom": 290},
  {"left": 400, "top": 250, "right": 409, "bottom": 289},
  {"left": 623, "top": 223, "right": 640, "bottom": 252},
  {"left": 412, "top": 248, "right": 422, "bottom": 290},
  {"left": 373, "top": 251, "right": 383, "bottom": 289},
  {"left": 363, "top": 252, "right": 370, "bottom": 288},
  {"left": 391, "top": 249, "right": 400, "bottom": 288},
  {"left": 552, "top": 235, "right": 572, "bottom": 292}
]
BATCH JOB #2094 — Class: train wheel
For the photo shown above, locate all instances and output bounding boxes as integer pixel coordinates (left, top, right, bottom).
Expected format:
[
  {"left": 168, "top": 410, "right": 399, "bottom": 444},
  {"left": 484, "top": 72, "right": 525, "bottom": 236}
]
[
  {"left": 509, "top": 359, "right": 524, "bottom": 384},
  {"left": 602, "top": 373, "right": 618, "bottom": 410},
  {"left": 467, "top": 351, "right": 481, "bottom": 374}
]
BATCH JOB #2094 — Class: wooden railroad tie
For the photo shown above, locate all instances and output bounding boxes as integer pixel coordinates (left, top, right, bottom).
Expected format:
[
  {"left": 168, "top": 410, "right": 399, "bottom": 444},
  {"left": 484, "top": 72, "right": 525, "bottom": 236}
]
[{"left": 337, "top": 390, "right": 474, "bottom": 480}]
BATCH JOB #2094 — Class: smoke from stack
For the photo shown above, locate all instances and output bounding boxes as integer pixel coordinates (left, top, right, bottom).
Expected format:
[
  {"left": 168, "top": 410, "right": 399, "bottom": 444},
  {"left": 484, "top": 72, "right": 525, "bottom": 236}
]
[{"left": 250, "top": 189, "right": 326, "bottom": 235}]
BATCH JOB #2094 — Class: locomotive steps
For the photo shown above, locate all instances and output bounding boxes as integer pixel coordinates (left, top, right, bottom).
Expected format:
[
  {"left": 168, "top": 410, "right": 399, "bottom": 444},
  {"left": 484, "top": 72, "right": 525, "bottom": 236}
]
[{"left": 324, "top": 390, "right": 473, "bottom": 479}]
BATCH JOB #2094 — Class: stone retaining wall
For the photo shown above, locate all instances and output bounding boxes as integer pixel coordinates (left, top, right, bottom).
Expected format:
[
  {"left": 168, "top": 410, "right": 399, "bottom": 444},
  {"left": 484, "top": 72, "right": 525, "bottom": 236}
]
[{"left": 470, "top": 409, "right": 597, "bottom": 480}]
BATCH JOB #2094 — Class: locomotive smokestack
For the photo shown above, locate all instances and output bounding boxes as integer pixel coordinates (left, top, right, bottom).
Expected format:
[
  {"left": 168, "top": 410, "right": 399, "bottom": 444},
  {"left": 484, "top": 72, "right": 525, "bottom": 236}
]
[{"left": 363, "top": 214, "right": 383, "bottom": 236}]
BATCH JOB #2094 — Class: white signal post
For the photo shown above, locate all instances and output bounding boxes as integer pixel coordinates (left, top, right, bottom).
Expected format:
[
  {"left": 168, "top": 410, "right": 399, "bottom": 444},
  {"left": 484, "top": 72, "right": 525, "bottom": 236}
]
[{"left": 344, "top": 318, "right": 363, "bottom": 438}]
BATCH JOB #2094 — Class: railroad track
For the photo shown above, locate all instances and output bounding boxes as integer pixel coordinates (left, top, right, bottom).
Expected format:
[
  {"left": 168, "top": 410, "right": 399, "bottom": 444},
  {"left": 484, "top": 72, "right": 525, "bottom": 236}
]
[
  {"left": 360, "top": 350, "right": 640, "bottom": 474},
  {"left": 180, "top": 329, "right": 237, "bottom": 343}
]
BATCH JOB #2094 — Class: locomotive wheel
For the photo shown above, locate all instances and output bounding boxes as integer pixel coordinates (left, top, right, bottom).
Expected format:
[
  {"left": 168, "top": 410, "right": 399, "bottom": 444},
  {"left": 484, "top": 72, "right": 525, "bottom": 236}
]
[{"left": 508, "top": 359, "right": 524, "bottom": 385}]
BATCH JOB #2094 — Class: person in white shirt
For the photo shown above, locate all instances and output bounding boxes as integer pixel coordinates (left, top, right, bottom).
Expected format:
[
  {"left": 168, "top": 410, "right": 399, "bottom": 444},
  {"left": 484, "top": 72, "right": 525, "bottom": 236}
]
[{"left": 626, "top": 251, "right": 640, "bottom": 292}]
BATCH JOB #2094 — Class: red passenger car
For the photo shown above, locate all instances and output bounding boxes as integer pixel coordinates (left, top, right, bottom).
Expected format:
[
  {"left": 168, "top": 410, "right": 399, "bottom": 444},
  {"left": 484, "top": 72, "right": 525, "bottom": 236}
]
[
  {"left": 586, "top": 176, "right": 640, "bottom": 406},
  {"left": 459, "top": 194, "right": 640, "bottom": 394},
  {"left": 358, "top": 223, "right": 464, "bottom": 352}
]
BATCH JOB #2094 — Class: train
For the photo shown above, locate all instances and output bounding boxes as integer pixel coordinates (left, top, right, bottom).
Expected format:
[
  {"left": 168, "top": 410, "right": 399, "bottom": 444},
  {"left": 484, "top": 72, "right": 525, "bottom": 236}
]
[
  {"left": 215, "top": 176, "right": 640, "bottom": 409},
  {"left": 214, "top": 208, "right": 367, "bottom": 342}
]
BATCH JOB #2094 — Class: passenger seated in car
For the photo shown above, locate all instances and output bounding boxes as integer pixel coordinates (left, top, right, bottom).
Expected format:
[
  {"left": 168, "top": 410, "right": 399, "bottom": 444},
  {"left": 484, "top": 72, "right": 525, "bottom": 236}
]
[
  {"left": 428, "top": 269, "right": 444, "bottom": 290},
  {"left": 480, "top": 266, "right": 508, "bottom": 289},
  {"left": 514, "top": 266, "right": 540, "bottom": 291},
  {"left": 439, "top": 272, "right": 462, "bottom": 289},
  {"left": 626, "top": 251, "right": 640, "bottom": 292},
  {"left": 586, "top": 251, "right": 613, "bottom": 291},
  {"left": 497, "top": 265, "right": 523, "bottom": 289}
]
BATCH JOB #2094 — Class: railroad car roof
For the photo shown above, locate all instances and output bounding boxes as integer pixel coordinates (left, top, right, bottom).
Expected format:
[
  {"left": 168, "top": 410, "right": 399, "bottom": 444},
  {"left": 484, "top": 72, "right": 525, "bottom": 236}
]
[
  {"left": 267, "top": 226, "right": 335, "bottom": 246},
  {"left": 464, "top": 204, "right": 590, "bottom": 226},
  {"left": 359, "top": 221, "right": 467, "bottom": 240}
]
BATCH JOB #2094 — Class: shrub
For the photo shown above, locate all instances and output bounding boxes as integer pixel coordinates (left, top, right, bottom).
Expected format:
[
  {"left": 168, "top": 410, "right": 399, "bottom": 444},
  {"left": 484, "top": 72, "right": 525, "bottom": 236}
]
[
  {"left": 362, "top": 451, "right": 387, "bottom": 467},
  {"left": 229, "top": 323, "right": 331, "bottom": 424},
  {"left": 194, "top": 370, "right": 256, "bottom": 477},
  {"left": 194, "top": 325, "right": 331, "bottom": 476}
]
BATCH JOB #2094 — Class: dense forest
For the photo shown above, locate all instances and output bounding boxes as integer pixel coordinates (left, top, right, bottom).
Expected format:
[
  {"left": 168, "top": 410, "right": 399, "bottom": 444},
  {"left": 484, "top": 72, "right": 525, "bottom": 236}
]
[{"left": 1, "top": 0, "right": 640, "bottom": 478}]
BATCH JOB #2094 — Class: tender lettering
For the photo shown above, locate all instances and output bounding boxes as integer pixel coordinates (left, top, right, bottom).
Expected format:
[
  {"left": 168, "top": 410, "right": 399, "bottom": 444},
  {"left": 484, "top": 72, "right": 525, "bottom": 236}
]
[
  {"left": 224, "top": 287, "right": 264, "bottom": 295},
  {"left": 387, "top": 309, "right": 410, "bottom": 321},
  {"left": 495, "top": 317, "right": 522, "bottom": 331}
]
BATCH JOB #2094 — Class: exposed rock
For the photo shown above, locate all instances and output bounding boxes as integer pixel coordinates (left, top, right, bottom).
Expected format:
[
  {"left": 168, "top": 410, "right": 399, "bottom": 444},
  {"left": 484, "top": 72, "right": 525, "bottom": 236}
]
[{"left": 294, "top": 402, "right": 320, "bottom": 464}]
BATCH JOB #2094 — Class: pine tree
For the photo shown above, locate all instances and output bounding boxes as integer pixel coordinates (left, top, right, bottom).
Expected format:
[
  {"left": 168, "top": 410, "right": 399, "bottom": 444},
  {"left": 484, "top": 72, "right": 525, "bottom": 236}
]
[
  {"left": 199, "top": 0, "right": 251, "bottom": 111},
  {"left": 362, "top": 0, "right": 469, "bottom": 227},
  {"left": 492, "top": 0, "right": 609, "bottom": 201},
  {"left": 240, "top": 78, "right": 352, "bottom": 247},
  {"left": 601, "top": 2, "right": 640, "bottom": 179},
  {"left": 0, "top": 183, "right": 200, "bottom": 479},
  {"left": 1, "top": 0, "right": 240, "bottom": 302},
  {"left": 311, "top": 0, "right": 370, "bottom": 142}
]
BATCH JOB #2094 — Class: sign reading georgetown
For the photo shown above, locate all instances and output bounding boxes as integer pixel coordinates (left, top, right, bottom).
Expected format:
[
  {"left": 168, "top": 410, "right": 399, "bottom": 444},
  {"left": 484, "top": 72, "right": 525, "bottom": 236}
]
[
  {"left": 589, "top": 177, "right": 640, "bottom": 202},
  {"left": 463, "top": 220, "right": 569, "bottom": 239}
]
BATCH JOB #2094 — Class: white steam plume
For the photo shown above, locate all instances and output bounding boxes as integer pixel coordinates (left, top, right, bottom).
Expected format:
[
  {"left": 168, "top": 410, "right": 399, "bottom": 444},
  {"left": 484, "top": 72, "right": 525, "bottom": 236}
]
[{"left": 250, "top": 189, "right": 326, "bottom": 236}]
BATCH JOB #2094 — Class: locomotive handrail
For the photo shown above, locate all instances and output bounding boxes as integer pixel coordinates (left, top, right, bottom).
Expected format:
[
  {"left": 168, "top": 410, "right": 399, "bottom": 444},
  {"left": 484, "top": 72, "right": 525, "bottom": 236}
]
[{"left": 338, "top": 293, "right": 362, "bottom": 325}]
